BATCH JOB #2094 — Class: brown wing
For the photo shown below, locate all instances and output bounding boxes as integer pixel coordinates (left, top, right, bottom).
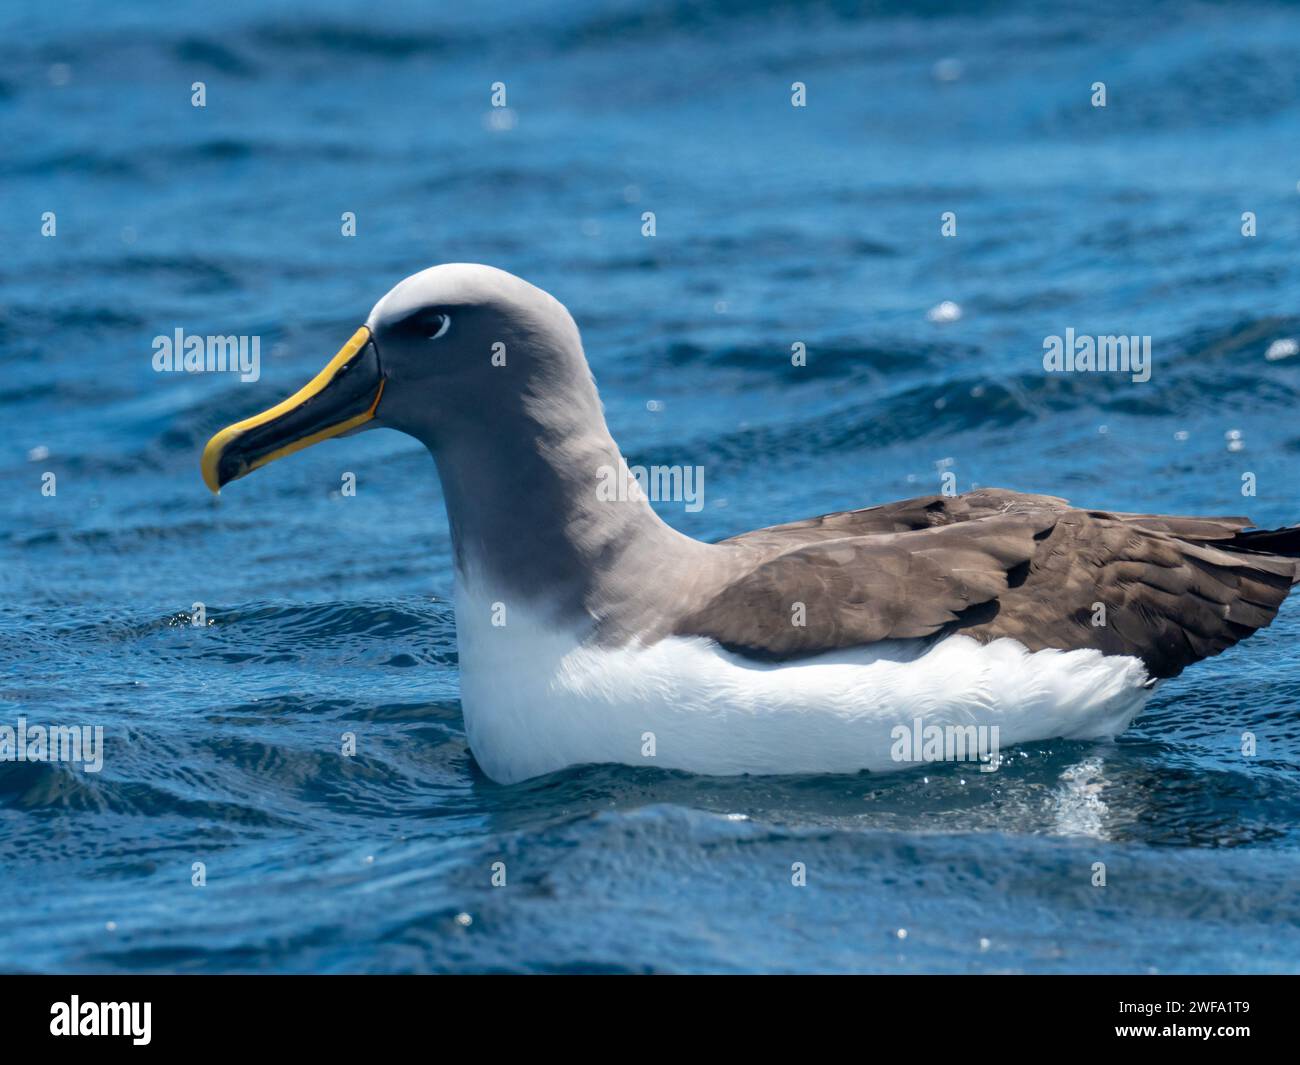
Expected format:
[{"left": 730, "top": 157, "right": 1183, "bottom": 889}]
[
  {"left": 962, "top": 507, "right": 1299, "bottom": 678},
  {"left": 716, "top": 487, "right": 1070, "bottom": 544},
  {"left": 674, "top": 489, "right": 1300, "bottom": 679}
]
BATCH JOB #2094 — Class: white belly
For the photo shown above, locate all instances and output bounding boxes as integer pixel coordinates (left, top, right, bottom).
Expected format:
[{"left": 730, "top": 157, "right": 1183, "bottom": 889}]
[{"left": 453, "top": 589, "right": 1153, "bottom": 785}]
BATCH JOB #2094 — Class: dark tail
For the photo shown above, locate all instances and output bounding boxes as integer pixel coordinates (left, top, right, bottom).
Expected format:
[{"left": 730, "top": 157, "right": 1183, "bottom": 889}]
[{"left": 1229, "top": 524, "right": 1300, "bottom": 557}]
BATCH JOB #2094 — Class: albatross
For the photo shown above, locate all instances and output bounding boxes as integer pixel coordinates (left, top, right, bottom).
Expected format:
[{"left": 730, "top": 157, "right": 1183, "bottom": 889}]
[{"left": 201, "top": 264, "right": 1300, "bottom": 784}]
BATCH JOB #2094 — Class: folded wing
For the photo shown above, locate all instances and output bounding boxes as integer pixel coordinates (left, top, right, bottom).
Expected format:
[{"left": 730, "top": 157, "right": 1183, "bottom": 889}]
[{"left": 673, "top": 489, "right": 1300, "bottom": 678}]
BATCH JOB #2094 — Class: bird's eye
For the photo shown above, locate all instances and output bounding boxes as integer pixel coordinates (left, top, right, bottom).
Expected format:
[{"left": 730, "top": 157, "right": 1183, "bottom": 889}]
[{"left": 395, "top": 308, "right": 452, "bottom": 341}]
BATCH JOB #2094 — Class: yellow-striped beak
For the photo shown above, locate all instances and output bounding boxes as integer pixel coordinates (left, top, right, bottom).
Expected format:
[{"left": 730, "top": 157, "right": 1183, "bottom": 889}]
[{"left": 201, "top": 326, "right": 385, "bottom": 494}]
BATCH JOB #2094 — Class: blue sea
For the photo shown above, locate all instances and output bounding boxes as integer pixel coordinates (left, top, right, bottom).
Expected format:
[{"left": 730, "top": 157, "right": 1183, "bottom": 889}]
[{"left": 4, "top": 0, "right": 1300, "bottom": 973}]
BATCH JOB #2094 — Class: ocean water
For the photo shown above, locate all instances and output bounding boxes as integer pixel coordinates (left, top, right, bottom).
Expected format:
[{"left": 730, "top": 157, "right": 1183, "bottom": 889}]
[{"left": 3, "top": 0, "right": 1300, "bottom": 973}]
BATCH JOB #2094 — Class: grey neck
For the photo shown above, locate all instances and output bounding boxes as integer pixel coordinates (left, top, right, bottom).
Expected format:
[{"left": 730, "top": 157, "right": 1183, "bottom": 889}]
[{"left": 426, "top": 391, "right": 705, "bottom": 631}]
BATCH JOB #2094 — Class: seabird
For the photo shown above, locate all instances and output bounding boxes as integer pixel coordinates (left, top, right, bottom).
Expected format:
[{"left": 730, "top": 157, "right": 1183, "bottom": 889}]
[{"left": 201, "top": 264, "right": 1300, "bottom": 783}]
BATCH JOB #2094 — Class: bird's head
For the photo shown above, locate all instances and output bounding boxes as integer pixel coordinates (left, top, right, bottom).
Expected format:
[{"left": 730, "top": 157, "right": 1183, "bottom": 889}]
[{"left": 200, "top": 263, "right": 588, "bottom": 493}]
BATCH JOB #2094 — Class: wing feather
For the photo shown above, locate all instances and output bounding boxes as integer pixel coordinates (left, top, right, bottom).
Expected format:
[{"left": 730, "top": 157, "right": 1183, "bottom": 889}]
[{"left": 674, "top": 489, "right": 1300, "bottom": 678}]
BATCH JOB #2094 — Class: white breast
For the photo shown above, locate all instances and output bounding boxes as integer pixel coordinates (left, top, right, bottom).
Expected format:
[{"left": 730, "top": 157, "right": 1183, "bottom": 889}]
[{"left": 453, "top": 583, "right": 1153, "bottom": 785}]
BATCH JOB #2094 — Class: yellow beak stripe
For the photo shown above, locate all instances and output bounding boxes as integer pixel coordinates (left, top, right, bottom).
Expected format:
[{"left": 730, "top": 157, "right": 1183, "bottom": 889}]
[{"left": 200, "top": 326, "right": 382, "bottom": 494}]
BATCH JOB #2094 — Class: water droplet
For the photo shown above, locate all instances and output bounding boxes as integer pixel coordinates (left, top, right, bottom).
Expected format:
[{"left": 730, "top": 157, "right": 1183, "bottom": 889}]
[
  {"left": 926, "top": 300, "right": 962, "bottom": 323},
  {"left": 1266, "top": 338, "right": 1298, "bottom": 361}
]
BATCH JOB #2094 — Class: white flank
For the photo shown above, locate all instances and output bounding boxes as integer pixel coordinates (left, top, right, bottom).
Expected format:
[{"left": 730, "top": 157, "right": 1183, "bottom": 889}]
[{"left": 455, "top": 584, "right": 1153, "bottom": 785}]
